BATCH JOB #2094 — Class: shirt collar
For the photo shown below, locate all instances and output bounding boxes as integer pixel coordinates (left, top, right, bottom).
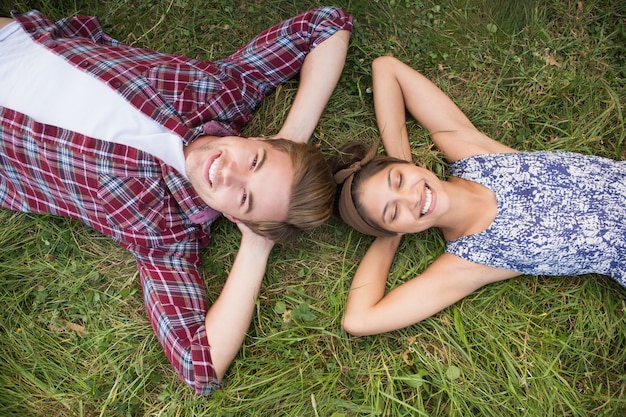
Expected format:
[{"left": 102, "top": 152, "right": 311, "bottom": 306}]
[{"left": 161, "top": 163, "right": 221, "bottom": 225}]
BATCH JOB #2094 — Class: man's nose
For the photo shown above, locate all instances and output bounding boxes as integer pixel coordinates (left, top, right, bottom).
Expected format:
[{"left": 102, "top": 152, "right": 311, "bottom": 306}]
[{"left": 222, "top": 161, "right": 248, "bottom": 186}]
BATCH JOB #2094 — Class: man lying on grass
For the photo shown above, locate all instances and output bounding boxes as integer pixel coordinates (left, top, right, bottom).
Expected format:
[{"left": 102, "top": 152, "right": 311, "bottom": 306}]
[{"left": 0, "top": 7, "right": 352, "bottom": 394}]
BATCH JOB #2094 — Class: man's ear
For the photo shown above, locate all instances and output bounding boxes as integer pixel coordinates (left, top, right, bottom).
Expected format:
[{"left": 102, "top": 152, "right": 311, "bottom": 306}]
[{"left": 224, "top": 214, "right": 239, "bottom": 223}]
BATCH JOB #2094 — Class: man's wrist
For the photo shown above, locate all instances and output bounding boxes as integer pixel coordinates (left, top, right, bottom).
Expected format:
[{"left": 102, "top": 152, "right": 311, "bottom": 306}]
[{"left": 240, "top": 232, "right": 274, "bottom": 254}]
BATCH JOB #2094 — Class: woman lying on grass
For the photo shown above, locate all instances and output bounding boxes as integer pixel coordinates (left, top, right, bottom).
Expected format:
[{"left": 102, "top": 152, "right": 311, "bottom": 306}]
[{"left": 333, "top": 56, "right": 625, "bottom": 336}]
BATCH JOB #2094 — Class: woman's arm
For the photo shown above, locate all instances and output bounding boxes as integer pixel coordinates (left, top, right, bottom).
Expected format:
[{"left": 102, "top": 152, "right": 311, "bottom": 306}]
[
  {"left": 372, "top": 56, "right": 516, "bottom": 163},
  {"left": 342, "top": 242, "right": 520, "bottom": 336}
]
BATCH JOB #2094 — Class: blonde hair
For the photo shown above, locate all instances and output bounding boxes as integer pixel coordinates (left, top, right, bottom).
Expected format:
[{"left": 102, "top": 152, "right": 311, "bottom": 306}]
[{"left": 242, "top": 139, "right": 335, "bottom": 243}]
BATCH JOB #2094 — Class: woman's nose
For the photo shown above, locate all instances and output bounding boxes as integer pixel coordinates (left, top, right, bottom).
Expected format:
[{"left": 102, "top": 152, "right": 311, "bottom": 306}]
[{"left": 398, "top": 186, "right": 419, "bottom": 211}]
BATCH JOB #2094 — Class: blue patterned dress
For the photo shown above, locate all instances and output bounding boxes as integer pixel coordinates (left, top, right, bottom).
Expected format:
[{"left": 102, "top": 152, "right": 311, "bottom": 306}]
[{"left": 445, "top": 151, "right": 626, "bottom": 287}]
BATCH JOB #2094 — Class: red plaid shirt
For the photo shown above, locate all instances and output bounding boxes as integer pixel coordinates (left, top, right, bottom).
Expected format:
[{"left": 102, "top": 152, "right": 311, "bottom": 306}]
[{"left": 0, "top": 8, "right": 352, "bottom": 394}]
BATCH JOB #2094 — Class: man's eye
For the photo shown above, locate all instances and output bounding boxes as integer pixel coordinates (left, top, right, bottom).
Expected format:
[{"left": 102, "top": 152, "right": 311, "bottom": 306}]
[
  {"left": 397, "top": 174, "right": 403, "bottom": 188},
  {"left": 391, "top": 205, "right": 398, "bottom": 221},
  {"left": 241, "top": 192, "right": 247, "bottom": 205},
  {"left": 251, "top": 156, "right": 258, "bottom": 169}
]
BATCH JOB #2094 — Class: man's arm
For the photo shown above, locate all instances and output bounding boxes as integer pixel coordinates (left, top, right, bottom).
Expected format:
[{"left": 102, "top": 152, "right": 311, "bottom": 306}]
[
  {"left": 203, "top": 223, "right": 273, "bottom": 380},
  {"left": 218, "top": 7, "right": 352, "bottom": 144},
  {"left": 275, "top": 29, "right": 351, "bottom": 143},
  {"left": 135, "top": 245, "right": 221, "bottom": 395},
  {"left": 134, "top": 229, "right": 271, "bottom": 391}
]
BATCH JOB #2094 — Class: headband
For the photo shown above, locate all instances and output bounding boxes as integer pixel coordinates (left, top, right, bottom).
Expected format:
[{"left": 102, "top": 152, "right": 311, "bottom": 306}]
[{"left": 333, "top": 138, "right": 393, "bottom": 237}]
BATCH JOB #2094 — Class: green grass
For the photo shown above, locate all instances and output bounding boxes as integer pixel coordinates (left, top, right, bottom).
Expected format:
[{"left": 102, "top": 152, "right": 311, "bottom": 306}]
[{"left": 1, "top": 0, "right": 625, "bottom": 415}]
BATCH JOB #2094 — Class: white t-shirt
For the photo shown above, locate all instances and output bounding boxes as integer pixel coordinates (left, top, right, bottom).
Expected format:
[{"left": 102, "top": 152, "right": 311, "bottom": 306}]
[{"left": 0, "top": 21, "right": 187, "bottom": 176}]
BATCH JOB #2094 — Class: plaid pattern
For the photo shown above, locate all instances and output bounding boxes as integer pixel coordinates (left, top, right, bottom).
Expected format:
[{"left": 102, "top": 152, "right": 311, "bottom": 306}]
[{"left": 1, "top": 8, "right": 352, "bottom": 394}]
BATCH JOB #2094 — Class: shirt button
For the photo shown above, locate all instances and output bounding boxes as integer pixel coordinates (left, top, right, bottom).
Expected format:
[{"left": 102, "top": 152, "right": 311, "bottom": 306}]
[
  {"left": 80, "top": 60, "right": 89, "bottom": 67},
  {"left": 111, "top": 80, "right": 122, "bottom": 88}
]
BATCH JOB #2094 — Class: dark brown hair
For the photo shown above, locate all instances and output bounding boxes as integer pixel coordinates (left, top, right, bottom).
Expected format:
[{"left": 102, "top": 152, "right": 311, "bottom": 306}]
[{"left": 330, "top": 142, "right": 411, "bottom": 237}]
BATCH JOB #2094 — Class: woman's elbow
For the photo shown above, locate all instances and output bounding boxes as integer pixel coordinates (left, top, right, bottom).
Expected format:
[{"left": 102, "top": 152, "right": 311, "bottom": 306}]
[
  {"left": 371, "top": 55, "right": 397, "bottom": 75},
  {"left": 342, "top": 311, "right": 374, "bottom": 337}
]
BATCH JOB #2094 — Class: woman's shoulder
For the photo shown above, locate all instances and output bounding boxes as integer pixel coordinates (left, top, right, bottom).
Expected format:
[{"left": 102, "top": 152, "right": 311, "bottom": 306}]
[
  {"left": 451, "top": 150, "right": 622, "bottom": 173},
  {"left": 427, "top": 253, "right": 521, "bottom": 287}
]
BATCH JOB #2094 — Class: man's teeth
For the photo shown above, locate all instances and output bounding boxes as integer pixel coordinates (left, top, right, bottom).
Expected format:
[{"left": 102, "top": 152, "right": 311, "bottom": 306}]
[
  {"left": 421, "top": 187, "right": 432, "bottom": 215},
  {"left": 209, "top": 156, "right": 220, "bottom": 184}
]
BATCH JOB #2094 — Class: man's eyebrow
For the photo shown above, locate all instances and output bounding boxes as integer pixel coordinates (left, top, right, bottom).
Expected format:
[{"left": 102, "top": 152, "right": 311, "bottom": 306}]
[
  {"left": 255, "top": 147, "right": 267, "bottom": 172},
  {"left": 244, "top": 148, "right": 266, "bottom": 214}
]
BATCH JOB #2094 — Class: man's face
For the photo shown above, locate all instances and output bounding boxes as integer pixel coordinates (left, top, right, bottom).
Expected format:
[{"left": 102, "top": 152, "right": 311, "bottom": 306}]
[{"left": 184, "top": 136, "right": 294, "bottom": 223}]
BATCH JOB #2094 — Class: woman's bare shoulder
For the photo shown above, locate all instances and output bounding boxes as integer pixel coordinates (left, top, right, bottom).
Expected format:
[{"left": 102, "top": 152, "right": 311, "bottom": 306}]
[{"left": 428, "top": 252, "right": 521, "bottom": 286}]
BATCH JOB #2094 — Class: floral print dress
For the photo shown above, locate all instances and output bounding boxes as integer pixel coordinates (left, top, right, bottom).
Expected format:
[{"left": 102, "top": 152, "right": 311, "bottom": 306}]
[{"left": 446, "top": 151, "right": 626, "bottom": 287}]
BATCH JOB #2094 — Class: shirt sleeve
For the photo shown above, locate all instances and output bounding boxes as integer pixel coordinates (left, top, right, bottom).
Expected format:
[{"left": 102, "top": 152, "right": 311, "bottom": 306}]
[
  {"left": 202, "top": 6, "right": 354, "bottom": 135},
  {"left": 56, "top": 14, "right": 123, "bottom": 47},
  {"left": 13, "top": 10, "right": 122, "bottom": 47},
  {"left": 131, "top": 242, "right": 221, "bottom": 395}
]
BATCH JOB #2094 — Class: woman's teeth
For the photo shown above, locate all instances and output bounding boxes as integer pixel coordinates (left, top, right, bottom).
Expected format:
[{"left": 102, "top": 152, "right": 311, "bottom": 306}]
[{"left": 421, "top": 186, "right": 432, "bottom": 215}]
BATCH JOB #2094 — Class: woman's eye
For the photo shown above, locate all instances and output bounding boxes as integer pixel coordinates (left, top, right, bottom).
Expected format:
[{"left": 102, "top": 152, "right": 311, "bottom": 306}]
[
  {"left": 397, "top": 174, "right": 403, "bottom": 189},
  {"left": 251, "top": 156, "right": 258, "bottom": 169},
  {"left": 241, "top": 192, "right": 247, "bottom": 205}
]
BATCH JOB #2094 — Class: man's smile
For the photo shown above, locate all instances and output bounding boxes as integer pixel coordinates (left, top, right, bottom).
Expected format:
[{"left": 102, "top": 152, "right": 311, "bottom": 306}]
[{"left": 205, "top": 152, "right": 222, "bottom": 188}]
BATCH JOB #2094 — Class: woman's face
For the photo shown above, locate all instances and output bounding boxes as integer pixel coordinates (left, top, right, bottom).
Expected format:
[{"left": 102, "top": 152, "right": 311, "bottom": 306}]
[{"left": 357, "top": 163, "right": 449, "bottom": 235}]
